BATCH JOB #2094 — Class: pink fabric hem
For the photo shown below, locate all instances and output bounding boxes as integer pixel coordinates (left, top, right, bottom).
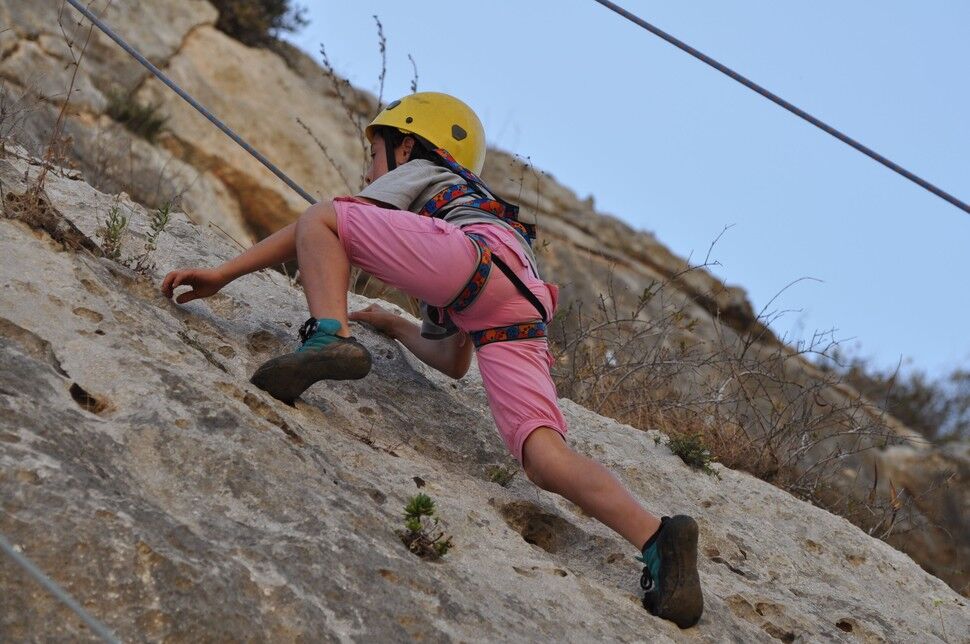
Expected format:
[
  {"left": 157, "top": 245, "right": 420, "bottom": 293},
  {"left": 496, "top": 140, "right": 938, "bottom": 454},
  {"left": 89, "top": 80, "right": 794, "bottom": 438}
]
[{"left": 512, "top": 419, "right": 568, "bottom": 464}]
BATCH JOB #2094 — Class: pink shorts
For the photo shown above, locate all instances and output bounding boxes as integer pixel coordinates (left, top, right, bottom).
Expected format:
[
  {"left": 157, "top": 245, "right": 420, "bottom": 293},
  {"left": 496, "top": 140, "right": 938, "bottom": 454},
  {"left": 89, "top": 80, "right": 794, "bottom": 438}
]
[{"left": 333, "top": 197, "right": 567, "bottom": 463}]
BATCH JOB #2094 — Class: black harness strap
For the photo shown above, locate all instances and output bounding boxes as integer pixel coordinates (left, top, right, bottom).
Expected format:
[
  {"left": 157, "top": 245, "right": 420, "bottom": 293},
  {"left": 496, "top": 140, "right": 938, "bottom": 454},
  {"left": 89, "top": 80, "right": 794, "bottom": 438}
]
[{"left": 491, "top": 254, "right": 548, "bottom": 323}]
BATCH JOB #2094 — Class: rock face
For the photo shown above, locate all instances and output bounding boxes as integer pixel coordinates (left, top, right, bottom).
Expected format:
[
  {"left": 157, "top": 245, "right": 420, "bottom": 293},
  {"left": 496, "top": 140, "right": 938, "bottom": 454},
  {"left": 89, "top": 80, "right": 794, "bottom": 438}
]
[
  {"left": 2, "top": 148, "right": 969, "bottom": 642},
  {"left": 0, "top": 0, "right": 252, "bottom": 246},
  {"left": 1, "top": 0, "right": 968, "bottom": 615}
]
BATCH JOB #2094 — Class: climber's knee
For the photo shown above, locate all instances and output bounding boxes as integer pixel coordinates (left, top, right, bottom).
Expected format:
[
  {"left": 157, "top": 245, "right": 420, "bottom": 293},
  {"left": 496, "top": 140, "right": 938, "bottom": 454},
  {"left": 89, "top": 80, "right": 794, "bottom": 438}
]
[
  {"left": 297, "top": 201, "right": 338, "bottom": 235},
  {"left": 522, "top": 427, "right": 571, "bottom": 493}
]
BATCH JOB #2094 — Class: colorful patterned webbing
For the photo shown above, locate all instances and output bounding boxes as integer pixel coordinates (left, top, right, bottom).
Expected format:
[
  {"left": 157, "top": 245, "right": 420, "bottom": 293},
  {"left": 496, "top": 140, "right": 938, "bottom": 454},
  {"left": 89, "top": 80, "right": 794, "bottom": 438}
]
[
  {"left": 445, "top": 233, "right": 492, "bottom": 313},
  {"left": 418, "top": 148, "right": 537, "bottom": 246},
  {"left": 436, "top": 233, "right": 548, "bottom": 350},
  {"left": 470, "top": 322, "right": 548, "bottom": 348}
]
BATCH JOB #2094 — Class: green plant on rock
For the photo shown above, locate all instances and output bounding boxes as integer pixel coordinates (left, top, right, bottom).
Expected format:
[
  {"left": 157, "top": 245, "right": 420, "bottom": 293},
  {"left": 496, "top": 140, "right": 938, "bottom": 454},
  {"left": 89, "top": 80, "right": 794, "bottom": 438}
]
[
  {"left": 666, "top": 433, "right": 720, "bottom": 478},
  {"left": 98, "top": 201, "right": 173, "bottom": 274},
  {"left": 106, "top": 90, "right": 168, "bottom": 143},
  {"left": 97, "top": 204, "right": 128, "bottom": 261},
  {"left": 132, "top": 202, "right": 172, "bottom": 274},
  {"left": 399, "top": 493, "right": 453, "bottom": 560},
  {"left": 487, "top": 464, "right": 517, "bottom": 487}
]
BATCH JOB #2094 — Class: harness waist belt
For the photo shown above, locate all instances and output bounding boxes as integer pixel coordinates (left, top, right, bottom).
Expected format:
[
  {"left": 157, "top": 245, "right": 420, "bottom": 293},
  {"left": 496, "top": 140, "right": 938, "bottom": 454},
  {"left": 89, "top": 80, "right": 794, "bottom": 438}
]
[{"left": 469, "top": 322, "right": 547, "bottom": 348}]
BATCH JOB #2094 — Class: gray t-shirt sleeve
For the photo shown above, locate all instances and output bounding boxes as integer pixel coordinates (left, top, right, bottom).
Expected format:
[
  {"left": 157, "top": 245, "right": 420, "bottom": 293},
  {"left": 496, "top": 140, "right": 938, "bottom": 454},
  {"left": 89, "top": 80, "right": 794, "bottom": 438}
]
[{"left": 357, "top": 159, "right": 464, "bottom": 212}]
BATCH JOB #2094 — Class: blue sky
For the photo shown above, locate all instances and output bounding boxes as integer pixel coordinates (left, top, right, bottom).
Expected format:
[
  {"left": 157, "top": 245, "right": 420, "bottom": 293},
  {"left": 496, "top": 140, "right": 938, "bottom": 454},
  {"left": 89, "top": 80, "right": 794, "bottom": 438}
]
[{"left": 284, "top": 1, "right": 969, "bottom": 378}]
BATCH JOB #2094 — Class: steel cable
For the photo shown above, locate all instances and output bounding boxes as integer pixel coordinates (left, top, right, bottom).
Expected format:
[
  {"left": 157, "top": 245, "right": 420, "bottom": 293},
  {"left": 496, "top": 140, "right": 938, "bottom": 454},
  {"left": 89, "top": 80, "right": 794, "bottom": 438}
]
[
  {"left": 63, "top": 0, "right": 317, "bottom": 205},
  {"left": 591, "top": 0, "right": 970, "bottom": 215},
  {"left": 0, "top": 532, "right": 121, "bottom": 643}
]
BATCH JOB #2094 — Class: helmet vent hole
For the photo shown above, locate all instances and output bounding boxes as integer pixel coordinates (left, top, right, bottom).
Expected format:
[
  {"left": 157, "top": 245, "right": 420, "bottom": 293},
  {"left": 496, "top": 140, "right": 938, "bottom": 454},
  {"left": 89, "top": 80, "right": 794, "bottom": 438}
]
[
  {"left": 405, "top": 116, "right": 414, "bottom": 124},
  {"left": 451, "top": 124, "right": 467, "bottom": 141},
  {"left": 386, "top": 100, "right": 401, "bottom": 110}
]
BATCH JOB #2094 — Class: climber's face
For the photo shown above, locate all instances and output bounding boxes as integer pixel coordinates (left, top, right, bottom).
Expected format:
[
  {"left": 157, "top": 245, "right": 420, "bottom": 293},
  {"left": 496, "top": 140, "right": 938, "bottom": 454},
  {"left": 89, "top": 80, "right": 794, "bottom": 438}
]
[
  {"left": 364, "top": 134, "right": 387, "bottom": 184},
  {"left": 364, "top": 132, "right": 415, "bottom": 184}
]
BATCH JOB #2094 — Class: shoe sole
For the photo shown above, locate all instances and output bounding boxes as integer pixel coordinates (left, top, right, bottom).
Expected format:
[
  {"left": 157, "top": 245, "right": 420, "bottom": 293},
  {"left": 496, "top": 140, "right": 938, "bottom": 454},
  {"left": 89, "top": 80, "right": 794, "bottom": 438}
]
[
  {"left": 250, "top": 341, "right": 372, "bottom": 404},
  {"left": 651, "top": 515, "right": 704, "bottom": 628}
]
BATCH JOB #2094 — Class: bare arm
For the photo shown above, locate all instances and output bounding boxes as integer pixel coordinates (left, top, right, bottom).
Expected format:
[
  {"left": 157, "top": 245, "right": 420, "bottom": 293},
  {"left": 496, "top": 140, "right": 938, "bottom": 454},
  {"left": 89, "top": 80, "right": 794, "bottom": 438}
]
[
  {"left": 162, "top": 212, "right": 301, "bottom": 302},
  {"left": 350, "top": 304, "right": 474, "bottom": 380},
  {"left": 219, "top": 220, "right": 297, "bottom": 281},
  {"left": 214, "top": 199, "right": 386, "bottom": 281}
]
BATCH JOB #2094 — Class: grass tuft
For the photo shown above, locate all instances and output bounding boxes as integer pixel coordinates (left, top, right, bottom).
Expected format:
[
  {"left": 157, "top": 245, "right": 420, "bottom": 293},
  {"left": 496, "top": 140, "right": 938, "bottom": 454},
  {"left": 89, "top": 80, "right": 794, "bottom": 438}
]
[{"left": 665, "top": 433, "right": 719, "bottom": 478}]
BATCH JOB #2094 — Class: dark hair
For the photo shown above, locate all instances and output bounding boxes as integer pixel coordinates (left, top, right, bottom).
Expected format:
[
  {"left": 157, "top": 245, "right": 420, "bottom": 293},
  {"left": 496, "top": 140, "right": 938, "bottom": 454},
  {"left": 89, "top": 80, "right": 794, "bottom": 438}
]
[{"left": 372, "top": 126, "right": 442, "bottom": 166}]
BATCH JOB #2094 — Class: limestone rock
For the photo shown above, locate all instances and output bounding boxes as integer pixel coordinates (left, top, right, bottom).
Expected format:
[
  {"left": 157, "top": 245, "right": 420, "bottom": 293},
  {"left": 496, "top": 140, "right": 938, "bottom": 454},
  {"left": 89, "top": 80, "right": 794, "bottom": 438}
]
[
  {"left": 0, "top": 0, "right": 217, "bottom": 93},
  {"left": 0, "top": 38, "right": 107, "bottom": 114},
  {"left": 136, "top": 25, "right": 369, "bottom": 236},
  {"left": 1, "top": 0, "right": 967, "bottom": 604},
  {"left": 0, "top": 90, "right": 252, "bottom": 246},
  {"left": 2, "top": 147, "right": 968, "bottom": 642}
]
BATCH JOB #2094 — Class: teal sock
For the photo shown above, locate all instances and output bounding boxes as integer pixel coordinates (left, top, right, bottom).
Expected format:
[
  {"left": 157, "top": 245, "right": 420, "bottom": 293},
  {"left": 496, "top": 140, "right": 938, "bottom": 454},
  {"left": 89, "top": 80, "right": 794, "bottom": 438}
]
[{"left": 297, "top": 318, "right": 343, "bottom": 352}]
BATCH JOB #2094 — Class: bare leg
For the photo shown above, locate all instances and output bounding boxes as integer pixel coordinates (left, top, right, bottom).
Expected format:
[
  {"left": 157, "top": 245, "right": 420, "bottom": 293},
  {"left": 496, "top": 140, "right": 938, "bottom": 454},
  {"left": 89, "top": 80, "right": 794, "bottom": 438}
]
[
  {"left": 295, "top": 201, "right": 351, "bottom": 336},
  {"left": 522, "top": 427, "right": 660, "bottom": 549}
]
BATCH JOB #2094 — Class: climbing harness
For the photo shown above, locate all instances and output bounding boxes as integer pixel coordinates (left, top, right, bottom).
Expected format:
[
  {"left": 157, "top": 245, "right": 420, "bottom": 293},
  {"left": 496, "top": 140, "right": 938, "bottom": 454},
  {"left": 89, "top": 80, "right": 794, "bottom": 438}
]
[
  {"left": 446, "top": 233, "right": 549, "bottom": 349},
  {"left": 419, "top": 148, "right": 537, "bottom": 245},
  {"left": 417, "top": 149, "right": 549, "bottom": 349}
]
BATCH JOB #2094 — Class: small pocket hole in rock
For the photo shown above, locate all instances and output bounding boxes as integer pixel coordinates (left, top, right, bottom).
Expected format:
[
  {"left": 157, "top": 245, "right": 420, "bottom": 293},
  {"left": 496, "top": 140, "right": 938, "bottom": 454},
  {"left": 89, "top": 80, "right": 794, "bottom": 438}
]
[{"left": 69, "top": 383, "right": 108, "bottom": 414}]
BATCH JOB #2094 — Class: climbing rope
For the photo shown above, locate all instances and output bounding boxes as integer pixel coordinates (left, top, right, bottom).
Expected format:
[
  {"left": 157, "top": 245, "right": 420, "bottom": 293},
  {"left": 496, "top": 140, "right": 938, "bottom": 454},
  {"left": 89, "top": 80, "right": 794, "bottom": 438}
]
[
  {"left": 63, "top": 0, "right": 316, "bottom": 206},
  {"left": 591, "top": 0, "right": 970, "bottom": 216},
  {"left": 0, "top": 532, "right": 121, "bottom": 643}
]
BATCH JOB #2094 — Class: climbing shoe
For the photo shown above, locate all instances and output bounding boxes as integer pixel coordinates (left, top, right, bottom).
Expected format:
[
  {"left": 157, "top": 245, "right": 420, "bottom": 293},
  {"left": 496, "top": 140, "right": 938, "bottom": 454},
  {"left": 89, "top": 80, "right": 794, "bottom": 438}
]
[
  {"left": 637, "top": 515, "right": 704, "bottom": 629},
  {"left": 250, "top": 317, "right": 371, "bottom": 404}
]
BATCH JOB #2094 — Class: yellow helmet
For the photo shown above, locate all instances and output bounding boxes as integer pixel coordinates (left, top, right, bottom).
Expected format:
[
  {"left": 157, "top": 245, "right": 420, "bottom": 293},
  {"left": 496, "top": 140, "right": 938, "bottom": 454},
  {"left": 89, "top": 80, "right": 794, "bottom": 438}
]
[{"left": 366, "top": 92, "right": 486, "bottom": 174}]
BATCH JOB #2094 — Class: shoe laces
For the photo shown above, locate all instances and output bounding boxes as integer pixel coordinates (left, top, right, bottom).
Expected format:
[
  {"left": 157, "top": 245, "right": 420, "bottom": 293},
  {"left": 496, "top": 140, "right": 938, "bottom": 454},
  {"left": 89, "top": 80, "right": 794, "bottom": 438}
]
[
  {"left": 636, "top": 515, "right": 669, "bottom": 594},
  {"left": 639, "top": 567, "right": 655, "bottom": 592},
  {"left": 298, "top": 317, "right": 318, "bottom": 344}
]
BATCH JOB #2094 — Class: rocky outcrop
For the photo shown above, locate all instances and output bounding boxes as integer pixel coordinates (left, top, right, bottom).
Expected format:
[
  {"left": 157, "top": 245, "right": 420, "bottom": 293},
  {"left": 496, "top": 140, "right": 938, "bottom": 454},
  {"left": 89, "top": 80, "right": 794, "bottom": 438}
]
[
  {"left": 2, "top": 147, "right": 969, "bottom": 641},
  {"left": 134, "top": 26, "right": 366, "bottom": 237},
  {"left": 2, "top": 0, "right": 967, "bottom": 603},
  {"left": 0, "top": 0, "right": 251, "bottom": 246}
]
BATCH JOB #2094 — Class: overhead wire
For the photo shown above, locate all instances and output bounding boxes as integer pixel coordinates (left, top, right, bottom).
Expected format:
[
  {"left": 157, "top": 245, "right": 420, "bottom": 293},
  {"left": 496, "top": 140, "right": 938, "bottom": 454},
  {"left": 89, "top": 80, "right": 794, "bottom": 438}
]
[
  {"left": 31, "top": 0, "right": 962, "bottom": 638},
  {"left": 64, "top": 0, "right": 969, "bottom": 216},
  {"left": 62, "top": 0, "right": 316, "bottom": 205},
  {"left": 591, "top": 0, "right": 970, "bottom": 216}
]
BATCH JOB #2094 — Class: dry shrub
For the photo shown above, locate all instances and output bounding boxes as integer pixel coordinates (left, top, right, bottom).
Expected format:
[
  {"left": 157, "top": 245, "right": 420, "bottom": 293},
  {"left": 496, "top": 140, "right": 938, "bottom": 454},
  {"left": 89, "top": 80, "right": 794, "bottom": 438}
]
[
  {"left": 548, "top": 261, "right": 922, "bottom": 521},
  {"left": 0, "top": 5, "right": 97, "bottom": 248},
  {"left": 556, "top": 291, "right": 939, "bottom": 557},
  {"left": 555, "top": 286, "right": 964, "bottom": 592},
  {"left": 817, "top": 349, "right": 970, "bottom": 444},
  {"left": 210, "top": 0, "right": 308, "bottom": 47},
  {"left": 0, "top": 82, "right": 45, "bottom": 156},
  {"left": 2, "top": 187, "right": 99, "bottom": 255}
]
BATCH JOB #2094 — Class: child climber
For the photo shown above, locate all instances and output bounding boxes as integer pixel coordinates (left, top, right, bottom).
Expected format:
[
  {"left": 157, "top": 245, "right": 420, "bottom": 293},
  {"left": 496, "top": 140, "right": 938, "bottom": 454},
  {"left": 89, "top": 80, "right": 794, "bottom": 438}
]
[{"left": 161, "top": 92, "right": 704, "bottom": 628}]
